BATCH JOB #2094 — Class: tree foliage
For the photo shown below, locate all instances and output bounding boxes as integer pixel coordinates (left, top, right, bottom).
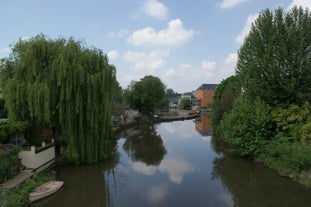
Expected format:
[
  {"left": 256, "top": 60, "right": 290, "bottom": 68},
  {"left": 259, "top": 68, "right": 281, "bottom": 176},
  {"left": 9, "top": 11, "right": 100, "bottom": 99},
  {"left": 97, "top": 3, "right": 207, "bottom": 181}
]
[
  {"left": 179, "top": 97, "right": 192, "bottom": 110},
  {"left": 237, "top": 7, "right": 311, "bottom": 106},
  {"left": 211, "top": 7, "right": 311, "bottom": 184},
  {"left": 126, "top": 75, "right": 165, "bottom": 115},
  {"left": 0, "top": 98, "right": 7, "bottom": 118},
  {"left": 221, "top": 95, "right": 272, "bottom": 157},
  {"left": 0, "top": 35, "right": 116, "bottom": 164},
  {"left": 271, "top": 102, "right": 311, "bottom": 143},
  {"left": 210, "top": 76, "right": 241, "bottom": 132}
]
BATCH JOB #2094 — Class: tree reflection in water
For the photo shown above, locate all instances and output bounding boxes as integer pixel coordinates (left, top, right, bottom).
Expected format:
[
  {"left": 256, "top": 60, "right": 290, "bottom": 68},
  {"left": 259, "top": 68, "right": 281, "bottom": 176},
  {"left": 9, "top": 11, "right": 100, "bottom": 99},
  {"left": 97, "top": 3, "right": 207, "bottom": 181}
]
[
  {"left": 123, "top": 125, "right": 167, "bottom": 166},
  {"left": 211, "top": 136, "right": 311, "bottom": 207}
]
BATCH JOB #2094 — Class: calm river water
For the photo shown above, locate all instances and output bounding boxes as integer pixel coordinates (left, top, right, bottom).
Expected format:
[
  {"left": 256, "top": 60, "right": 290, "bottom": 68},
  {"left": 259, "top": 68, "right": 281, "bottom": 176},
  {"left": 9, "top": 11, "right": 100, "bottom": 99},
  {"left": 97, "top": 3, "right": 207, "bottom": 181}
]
[{"left": 32, "top": 115, "right": 311, "bottom": 207}]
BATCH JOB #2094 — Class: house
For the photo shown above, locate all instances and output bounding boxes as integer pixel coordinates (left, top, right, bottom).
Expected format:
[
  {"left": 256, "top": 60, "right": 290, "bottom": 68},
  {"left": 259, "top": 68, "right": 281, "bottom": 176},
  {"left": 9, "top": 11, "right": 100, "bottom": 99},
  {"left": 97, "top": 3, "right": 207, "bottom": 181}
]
[{"left": 195, "top": 84, "right": 218, "bottom": 108}]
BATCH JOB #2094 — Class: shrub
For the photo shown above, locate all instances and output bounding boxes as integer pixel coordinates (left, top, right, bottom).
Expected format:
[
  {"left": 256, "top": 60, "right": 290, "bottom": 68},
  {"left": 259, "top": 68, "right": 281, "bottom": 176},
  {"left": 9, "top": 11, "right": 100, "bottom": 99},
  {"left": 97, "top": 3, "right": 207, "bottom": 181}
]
[
  {"left": 0, "top": 121, "right": 30, "bottom": 143},
  {"left": 271, "top": 103, "right": 310, "bottom": 143},
  {"left": 263, "top": 141, "right": 311, "bottom": 174},
  {"left": 221, "top": 95, "right": 272, "bottom": 157},
  {"left": 0, "top": 144, "right": 21, "bottom": 183}
]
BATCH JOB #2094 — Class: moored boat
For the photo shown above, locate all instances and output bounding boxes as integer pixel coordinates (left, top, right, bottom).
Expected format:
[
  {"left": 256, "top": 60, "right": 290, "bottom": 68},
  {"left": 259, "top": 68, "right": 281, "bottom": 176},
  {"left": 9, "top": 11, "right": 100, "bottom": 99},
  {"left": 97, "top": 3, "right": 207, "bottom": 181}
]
[{"left": 29, "top": 180, "right": 64, "bottom": 202}]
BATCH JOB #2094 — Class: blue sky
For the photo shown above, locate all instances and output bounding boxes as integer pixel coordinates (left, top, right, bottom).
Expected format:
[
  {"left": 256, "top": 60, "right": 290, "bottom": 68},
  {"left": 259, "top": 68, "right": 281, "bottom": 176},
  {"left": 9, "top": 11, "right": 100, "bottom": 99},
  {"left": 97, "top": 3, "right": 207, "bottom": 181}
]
[{"left": 1, "top": 0, "right": 310, "bottom": 92}]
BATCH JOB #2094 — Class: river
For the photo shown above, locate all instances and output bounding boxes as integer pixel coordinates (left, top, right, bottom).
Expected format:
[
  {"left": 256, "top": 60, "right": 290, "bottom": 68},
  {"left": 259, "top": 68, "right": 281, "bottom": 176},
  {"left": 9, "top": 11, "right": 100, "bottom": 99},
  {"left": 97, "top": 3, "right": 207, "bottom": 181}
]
[{"left": 32, "top": 115, "right": 311, "bottom": 207}]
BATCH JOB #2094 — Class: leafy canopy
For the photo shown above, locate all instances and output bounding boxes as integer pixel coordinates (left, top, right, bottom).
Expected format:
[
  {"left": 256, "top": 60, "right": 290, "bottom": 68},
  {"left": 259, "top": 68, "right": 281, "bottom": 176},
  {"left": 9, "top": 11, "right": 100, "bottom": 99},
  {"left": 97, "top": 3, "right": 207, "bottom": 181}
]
[
  {"left": 0, "top": 35, "right": 116, "bottom": 164},
  {"left": 237, "top": 7, "right": 311, "bottom": 106},
  {"left": 125, "top": 75, "right": 165, "bottom": 115}
]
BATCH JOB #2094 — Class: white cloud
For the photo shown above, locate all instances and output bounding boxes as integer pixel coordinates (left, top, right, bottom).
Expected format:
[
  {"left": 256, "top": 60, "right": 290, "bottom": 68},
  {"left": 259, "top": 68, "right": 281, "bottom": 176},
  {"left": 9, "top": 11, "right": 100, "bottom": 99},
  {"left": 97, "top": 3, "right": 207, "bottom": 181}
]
[
  {"left": 142, "top": 0, "right": 169, "bottom": 20},
  {"left": 224, "top": 53, "right": 238, "bottom": 65},
  {"left": 235, "top": 13, "right": 259, "bottom": 44},
  {"left": 128, "top": 19, "right": 194, "bottom": 47},
  {"left": 161, "top": 54, "right": 236, "bottom": 92},
  {"left": 124, "top": 49, "right": 170, "bottom": 72},
  {"left": 107, "top": 50, "right": 119, "bottom": 61},
  {"left": 161, "top": 61, "right": 216, "bottom": 92},
  {"left": 107, "top": 29, "right": 129, "bottom": 38},
  {"left": 20, "top": 36, "right": 30, "bottom": 41},
  {"left": 288, "top": 0, "right": 311, "bottom": 10},
  {"left": 218, "top": 0, "right": 249, "bottom": 9}
]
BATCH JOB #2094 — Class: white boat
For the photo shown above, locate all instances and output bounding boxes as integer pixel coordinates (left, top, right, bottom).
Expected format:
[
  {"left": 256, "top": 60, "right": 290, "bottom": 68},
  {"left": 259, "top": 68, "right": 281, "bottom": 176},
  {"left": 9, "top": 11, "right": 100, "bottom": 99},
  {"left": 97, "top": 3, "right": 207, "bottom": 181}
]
[{"left": 29, "top": 180, "right": 64, "bottom": 202}]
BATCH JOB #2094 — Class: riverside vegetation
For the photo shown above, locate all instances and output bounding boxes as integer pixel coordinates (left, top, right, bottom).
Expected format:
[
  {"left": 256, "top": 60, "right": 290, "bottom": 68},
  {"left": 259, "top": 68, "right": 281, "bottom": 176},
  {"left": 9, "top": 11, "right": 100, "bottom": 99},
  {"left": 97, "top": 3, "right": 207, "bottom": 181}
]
[
  {"left": 211, "top": 7, "right": 311, "bottom": 187},
  {"left": 0, "top": 170, "right": 53, "bottom": 207},
  {"left": 0, "top": 35, "right": 116, "bottom": 164}
]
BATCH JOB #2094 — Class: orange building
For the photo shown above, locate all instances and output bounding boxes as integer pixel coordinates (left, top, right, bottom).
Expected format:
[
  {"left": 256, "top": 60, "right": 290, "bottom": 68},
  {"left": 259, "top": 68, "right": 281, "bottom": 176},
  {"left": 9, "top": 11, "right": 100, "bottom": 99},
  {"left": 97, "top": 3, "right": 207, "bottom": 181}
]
[{"left": 195, "top": 84, "right": 218, "bottom": 107}]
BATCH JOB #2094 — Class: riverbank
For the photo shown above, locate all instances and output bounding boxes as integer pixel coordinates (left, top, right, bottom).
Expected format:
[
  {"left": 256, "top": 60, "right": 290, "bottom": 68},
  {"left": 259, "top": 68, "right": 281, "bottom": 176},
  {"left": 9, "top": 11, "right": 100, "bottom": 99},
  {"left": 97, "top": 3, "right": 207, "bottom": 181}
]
[
  {"left": 0, "top": 169, "right": 53, "bottom": 207},
  {"left": 113, "top": 110, "right": 200, "bottom": 134},
  {"left": 0, "top": 112, "right": 201, "bottom": 206}
]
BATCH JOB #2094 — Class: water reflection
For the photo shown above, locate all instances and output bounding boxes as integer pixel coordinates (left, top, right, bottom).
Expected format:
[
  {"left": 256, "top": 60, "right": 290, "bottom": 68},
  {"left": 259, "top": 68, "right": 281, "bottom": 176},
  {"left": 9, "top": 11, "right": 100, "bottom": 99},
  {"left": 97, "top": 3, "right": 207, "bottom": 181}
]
[
  {"left": 145, "top": 183, "right": 170, "bottom": 203},
  {"left": 161, "top": 120, "right": 201, "bottom": 140},
  {"left": 129, "top": 157, "right": 195, "bottom": 184},
  {"left": 31, "top": 117, "right": 311, "bottom": 207},
  {"left": 211, "top": 136, "right": 311, "bottom": 207},
  {"left": 123, "top": 125, "right": 166, "bottom": 166},
  {"left": 195, "top": 114, "right": 213, "bottom": 139},
  {"left": 31, "top": 159, "right": 118, "bottom": 207}
]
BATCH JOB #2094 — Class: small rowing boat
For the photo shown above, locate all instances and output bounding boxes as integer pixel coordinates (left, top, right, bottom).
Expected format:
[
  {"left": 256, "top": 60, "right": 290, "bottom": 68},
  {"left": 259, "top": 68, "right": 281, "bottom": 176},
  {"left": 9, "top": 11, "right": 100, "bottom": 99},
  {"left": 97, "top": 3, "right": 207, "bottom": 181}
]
[{"left": 29, "top": 180, "right": 64, "bottom": 202}]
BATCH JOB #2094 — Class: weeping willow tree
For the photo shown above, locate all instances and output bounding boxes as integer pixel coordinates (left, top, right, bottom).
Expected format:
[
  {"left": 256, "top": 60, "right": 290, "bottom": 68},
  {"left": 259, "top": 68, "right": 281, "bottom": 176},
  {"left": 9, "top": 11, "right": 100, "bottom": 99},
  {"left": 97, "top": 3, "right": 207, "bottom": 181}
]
[{"left": 0, "top": 35, "right": 116, "bottom": 164}]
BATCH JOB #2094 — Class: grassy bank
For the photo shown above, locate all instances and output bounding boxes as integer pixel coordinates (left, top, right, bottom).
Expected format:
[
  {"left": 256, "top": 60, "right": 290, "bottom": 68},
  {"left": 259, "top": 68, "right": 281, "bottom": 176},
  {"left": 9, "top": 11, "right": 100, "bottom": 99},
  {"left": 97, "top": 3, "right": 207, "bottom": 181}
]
[
  {"left": 259, "top": 141, "right": 311, "bottom": 188},
  {"left": 0, "top": 170, "right": 53, "bottom": 207}
]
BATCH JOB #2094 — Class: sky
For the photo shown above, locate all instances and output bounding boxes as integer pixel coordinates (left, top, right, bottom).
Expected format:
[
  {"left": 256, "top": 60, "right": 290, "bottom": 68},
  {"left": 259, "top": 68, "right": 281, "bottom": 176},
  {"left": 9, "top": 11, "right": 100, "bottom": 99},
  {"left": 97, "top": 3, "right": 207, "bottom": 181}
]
[{"left": 1, "top": 0, "right": 311, "bottom": 93}]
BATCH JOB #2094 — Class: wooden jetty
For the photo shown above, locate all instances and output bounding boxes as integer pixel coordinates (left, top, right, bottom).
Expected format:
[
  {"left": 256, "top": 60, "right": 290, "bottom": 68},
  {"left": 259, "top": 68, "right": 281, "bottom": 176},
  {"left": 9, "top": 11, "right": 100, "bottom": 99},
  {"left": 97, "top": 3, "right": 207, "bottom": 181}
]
[
  {"left": 0, "top": 171, "right": 35, "bottom": 189},
  {"left": 153, "top": 113, "right": 200, "bottom": 123}
]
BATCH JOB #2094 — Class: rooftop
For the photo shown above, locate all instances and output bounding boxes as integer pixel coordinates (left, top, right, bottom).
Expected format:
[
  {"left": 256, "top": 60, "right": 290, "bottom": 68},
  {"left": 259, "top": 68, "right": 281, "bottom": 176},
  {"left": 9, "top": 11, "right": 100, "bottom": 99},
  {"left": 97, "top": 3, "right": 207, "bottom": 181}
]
[{"left": 196, "top": 84, "right": 218, "bottom": 91}]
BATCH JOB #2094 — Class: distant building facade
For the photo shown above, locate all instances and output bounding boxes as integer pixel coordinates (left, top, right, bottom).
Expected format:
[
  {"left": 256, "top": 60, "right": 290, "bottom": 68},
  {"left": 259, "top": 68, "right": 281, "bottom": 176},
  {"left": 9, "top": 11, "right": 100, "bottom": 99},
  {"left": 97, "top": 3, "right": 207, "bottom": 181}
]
[{"left": 195, "top": 84, "right": 218, "bottom": 107}]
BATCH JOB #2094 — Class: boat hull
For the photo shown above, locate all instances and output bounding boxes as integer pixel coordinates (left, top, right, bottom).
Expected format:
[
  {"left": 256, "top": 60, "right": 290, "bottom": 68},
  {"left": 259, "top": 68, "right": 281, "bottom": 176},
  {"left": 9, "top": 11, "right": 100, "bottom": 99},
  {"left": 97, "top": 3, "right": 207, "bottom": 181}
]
[{"left": 29, "top": 180, "right": 64, "bottom": 202}]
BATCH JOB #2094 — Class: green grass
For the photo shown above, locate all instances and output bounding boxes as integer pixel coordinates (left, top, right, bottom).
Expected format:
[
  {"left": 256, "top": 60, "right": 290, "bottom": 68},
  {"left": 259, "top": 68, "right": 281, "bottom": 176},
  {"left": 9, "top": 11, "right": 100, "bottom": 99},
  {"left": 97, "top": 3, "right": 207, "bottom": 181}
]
[{"left": 0, "top": 169, "right": 53, "bottom": 207}]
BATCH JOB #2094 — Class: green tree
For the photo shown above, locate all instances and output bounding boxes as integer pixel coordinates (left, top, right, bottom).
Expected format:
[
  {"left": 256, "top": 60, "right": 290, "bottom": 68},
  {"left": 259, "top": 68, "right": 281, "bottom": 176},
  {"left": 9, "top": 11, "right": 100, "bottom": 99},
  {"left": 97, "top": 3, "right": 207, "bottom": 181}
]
[
  {"left": 0, "top": 98, "right": 7, "bottom": 118},
  {"left": 160, "top": 88, "right": 180, "bottom": 110},
  {"left": 179, "top": 97, "right": 192, "bottom": 110},
  {"left": 0, "top": 35, "right": 116, "bottom": 164},
  {"left": 165, "top": 88, "right": 179, "bottom": 99},
  {"left": 221, "top": 95, "right": 272, "bottom": 157},
  {"left": 236, "top": 7, "right": 311, "bottom": 106},
  {"left": 126, "top": 75, "right": 165, "bottom": 115},
  {"left": 210, "top": 75, "right": 241, "bottom": 132}
]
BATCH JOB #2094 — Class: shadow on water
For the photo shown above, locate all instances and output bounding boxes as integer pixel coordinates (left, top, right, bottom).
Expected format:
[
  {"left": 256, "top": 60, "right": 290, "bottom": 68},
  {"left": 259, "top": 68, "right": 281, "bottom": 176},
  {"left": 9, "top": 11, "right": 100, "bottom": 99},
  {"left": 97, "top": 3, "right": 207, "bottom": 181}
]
[{"left": 211, "top": 135, "right": 311, "bottom": 207}]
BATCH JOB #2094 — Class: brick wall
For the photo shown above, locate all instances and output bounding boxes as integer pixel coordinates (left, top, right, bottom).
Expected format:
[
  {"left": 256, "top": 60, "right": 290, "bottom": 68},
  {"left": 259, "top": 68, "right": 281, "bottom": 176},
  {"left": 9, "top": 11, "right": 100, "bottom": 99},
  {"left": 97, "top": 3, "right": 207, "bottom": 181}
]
[{"left": 195, "top": 89, "right": 215, "bottom": 107}]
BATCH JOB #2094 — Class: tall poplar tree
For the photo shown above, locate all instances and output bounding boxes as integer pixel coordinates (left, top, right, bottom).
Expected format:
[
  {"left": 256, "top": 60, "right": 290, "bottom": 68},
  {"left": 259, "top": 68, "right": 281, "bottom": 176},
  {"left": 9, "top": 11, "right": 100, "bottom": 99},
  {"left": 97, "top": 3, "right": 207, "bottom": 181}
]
[
  {"left": 237, "top": 7, "right": 311, "bottom": 106},
  {"left": 0, "top": 35, "right": 116, "bottom": 164}
]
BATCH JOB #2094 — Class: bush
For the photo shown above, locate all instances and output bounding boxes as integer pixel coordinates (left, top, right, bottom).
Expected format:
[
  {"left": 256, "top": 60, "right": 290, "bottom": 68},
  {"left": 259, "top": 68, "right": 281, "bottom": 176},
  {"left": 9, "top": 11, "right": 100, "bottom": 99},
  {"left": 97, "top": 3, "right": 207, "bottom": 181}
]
[
  {"left": 0, "top": 121, "right": 30, "bottom": 143},
  {"left": 271, "top": 103, "right": 310, "bottom": 143},
  {"left": 210, "top": 76, "right": 241, "bottom": 133},
  {"left": 0, "top": 144, "right": 21, "bottom": 183},
  {"left": 263, "top": 141, "right": 311, "bottom": 175},
  {"left": 221, "top": 95, "right": 272, "bottom": 157}
]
